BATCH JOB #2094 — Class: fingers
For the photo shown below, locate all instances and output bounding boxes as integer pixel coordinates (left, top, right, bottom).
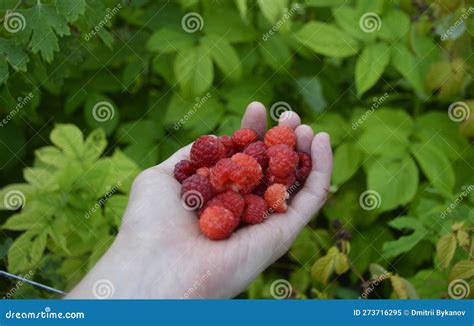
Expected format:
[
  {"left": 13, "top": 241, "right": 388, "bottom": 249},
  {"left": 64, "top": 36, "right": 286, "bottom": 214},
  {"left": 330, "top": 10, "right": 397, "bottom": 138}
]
[
  {"left": 295, "top": 125, "right": 314, "bottom": 153},
  {"left": 241, "top": 102, "right": 267, "bottom": 137},
  {"left": 290, "top": 132, "right": 333, "bottom": 221},
  {"left": 278, "top": 111, "right": 300, "bottom": 129}
]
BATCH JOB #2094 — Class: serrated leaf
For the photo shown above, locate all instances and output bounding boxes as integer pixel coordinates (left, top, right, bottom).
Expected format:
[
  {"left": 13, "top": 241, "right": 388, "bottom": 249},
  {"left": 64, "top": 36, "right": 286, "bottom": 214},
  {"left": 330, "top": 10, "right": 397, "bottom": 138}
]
[
  {"left": 294, "top": 22, "right": 359, "bottom": 58},
  {"left": 436, "top": 233, "right": 457, "bottom": 269},
  {"left": 174, "top": 46, "right": 214, "bottom": 96},
  {"left": 355, "top": 43, "right": 390, "bottom": 96},
  {"left": 202, "top": 35, "right": 241, "bottom": 82},
  {"left": 411, "top": 142, "right": 455, "bottom": 196},
  {"left": 50, "top": 124, "right": 85, "bottom": 160},
  {"left": 449, "top": 260, "right": 474, "bottom": 281},
  {"left": 0, "top": 38, "right": 29, "bottom": 84},
  {"left": 390, "top": 275, "right": 418, "bottom": 299},
  {"left": 55, "top": 0, "right": 86, "bottom": 22},
  {"left": 367, "top": 156, "right": 419, "bottom": 212},
  {"left": 17, "top": 3, "right": 70, "bottom": 62}
]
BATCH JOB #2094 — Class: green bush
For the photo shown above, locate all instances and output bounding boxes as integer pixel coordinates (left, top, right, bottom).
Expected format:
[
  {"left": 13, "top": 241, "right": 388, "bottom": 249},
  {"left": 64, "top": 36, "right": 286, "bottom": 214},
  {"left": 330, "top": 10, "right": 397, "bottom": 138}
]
[{"left": 0, "top": 0, "right": 473, "bottom": 299}]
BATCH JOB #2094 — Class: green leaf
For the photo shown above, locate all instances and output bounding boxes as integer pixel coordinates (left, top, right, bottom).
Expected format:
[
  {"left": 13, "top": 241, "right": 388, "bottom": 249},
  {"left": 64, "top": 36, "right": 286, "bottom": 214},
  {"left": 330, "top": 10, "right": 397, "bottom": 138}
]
[
  {"left": 311, "top": 247, "right": 338, "bottom": 284},
  {"left": 411, "top": 270, "right": 448, "bottom": 299},
  {"left": 17, "top": 3, "right": 70, "bottom": 62},
  {"left": 366, "top": 156, "right": 419, "bottom": 211},
  {"left": 449, "top": 260, "right": 474, "bottom": 281},
  {"left": 258, "top": 34, "right": 291, "bottom": 71},
  {"left": 411, "top": 143, "right": 455, "bottom": 196},
  {"left": 50, "top": 124, "right": 85, "bottom": 160},
  {"left": 147, "top": 27, "right": 195, "bottom": 53},
  {"left": 377, "top": 10, "right": 410, "bottom": 41},
  {"left": 383, "top": 217, "right": 426, "bottom": 258},
  {"left": 3, "top": 211, "right": 47, "bottom": 231},
  {"left": 234, "top": 0, "right": 248, "bottom": 20},
  {"left": 296, "top": 77, "right": 327, "bottom": 113},
  {"left": 174, "top": 46, "right": 214, "bottom": 96},
  {"left": 332, "top": 6, "right": 374, "bottom": 42},
  {"left": 436, "top": 233, "right": 457, "bottom": 270},
  {"left": 8, "top": 230, "right": 46, "bottom": 273},
  {"left": 0, "top": 38, "right": 29, "bottom": 84},
  {"left": 391, "top": 43, "right": 425, "bottom": 95},
  {"left": 83, "top": 94, "right": 120, "bottom": 135},
  {"left": 55, "top": 0, "right": 86, "bottom": 22},
  {"left": 202, "top": 35, "right": 242, "bottom": 82},
  {"left": 390, "top": 274, "right": 418, "bottom": 299},
  {"left": 294, "top": 22, "right": 359, "bottom": 58},
  {"left": 355, "top": 43, "right": 390, "bottom": 96},
  {"left": 306, "top": 0, "right": 346, "bottom": 6},
  {"left": 257, "top": 0, "right": 288, "bottom": 24},
  {"left": 332, "top": 142, "right": 362, "bottom": 186},
  {"left": 334, "top": 252, "right": 350, "bottom": 274}
]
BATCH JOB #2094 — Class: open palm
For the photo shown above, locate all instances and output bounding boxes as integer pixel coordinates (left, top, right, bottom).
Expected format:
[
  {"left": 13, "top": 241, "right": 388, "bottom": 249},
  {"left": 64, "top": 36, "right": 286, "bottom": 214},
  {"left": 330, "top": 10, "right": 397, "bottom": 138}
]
[{"left": 67, "top": 102, "right": 332, "bottom": 299}]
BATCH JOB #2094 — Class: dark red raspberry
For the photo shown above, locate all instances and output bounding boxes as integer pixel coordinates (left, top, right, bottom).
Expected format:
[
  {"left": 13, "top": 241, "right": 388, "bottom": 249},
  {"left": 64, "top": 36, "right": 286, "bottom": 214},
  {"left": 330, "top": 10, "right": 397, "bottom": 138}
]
[
  {"left": 209, "top": 158, "right": 238, "bottom": 193},
  {"left": 267, "top": 144, "right": 299, "bottom": 178},
  {"left": 242, "top": 194, "right": 268, "bottom": 224},
  {"left": 199, "top": 206, "right": 237, "bottom": 240},
  {"left": 180, "top": 174, "right": 213, "bottom": 210},
  {"left": 219, "top": 135, "right": 236, "bottom": 157},
  {"left": 264, "top": 125, "right": 296, "bottom": 148},
  {"left": 296, "top": 152, "right": 312, "bottom": 182},
  {"left": 190, "top": 135, "right": 226, "bottom": 167},
  {"left": 174, "top": 160, "right": 196, "bottom": 183},
  {"left": 243, "top": 141, "right": 268, "bottom": 170},
  {"left": 232, "top": 128, "right": 258, "bottom": 151}
]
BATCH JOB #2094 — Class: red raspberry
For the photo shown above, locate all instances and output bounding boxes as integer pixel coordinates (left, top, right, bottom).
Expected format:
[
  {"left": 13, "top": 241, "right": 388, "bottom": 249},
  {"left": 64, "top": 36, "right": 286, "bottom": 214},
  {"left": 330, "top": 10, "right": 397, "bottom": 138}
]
[
  {"left": 296, "top": 152, "right": 312, "bottom": 182},
  {"left": 230, "top": 153, "right": 263, "bottom": 193},
  {"left": 190, "top": 135, "right": 226, "bottom": 167},
  {"left": 200, "top": 190, "right": 244, "bottom": 221},
  {"left": 210, "top": 154, "right": 263, "bottom": 194},
  {"left": 180, "top": 174, "right": 213, "bottom": 210},
  {"left": 264, "top": 183, "right": 289, "bottom": 213},
  {"left": 232, "top": 128, "right": 258, "bottom": 151},
  {"left": 199, "top": 206, "right": 237, "bottom": 240},
  {"left": 267, "top": 144, "right": 299, "bottom": 178},
  {"left": 242, "top": 194, "right": 268, "bottom": 224},
  {"left": 265, "top": 169, "right": 296, "bottom": 188},
  {"left": 219, "top": 135, "right": 236, "bottom": 157},
  {"left": 209, "top": 158, "right": 238, "bottom": 193},
  {"left": 243, "top": 141, "right": 268, "bottom": 170},
  {"left": 196, "top": 167, "right": 210, "bottom": 177},
  {"left": 264, "top": 125, "right": 296, "bottom": 148},
  {"left": 174, "top": 160, "right": 196, "bottom": 183}
]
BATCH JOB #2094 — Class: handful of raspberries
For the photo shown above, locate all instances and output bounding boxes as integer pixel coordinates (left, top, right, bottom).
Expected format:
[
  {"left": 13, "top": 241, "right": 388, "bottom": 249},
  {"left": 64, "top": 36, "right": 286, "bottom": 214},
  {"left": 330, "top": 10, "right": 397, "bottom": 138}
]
[{"left": 174, "top": 126, "right": 312, "bottom": 240}]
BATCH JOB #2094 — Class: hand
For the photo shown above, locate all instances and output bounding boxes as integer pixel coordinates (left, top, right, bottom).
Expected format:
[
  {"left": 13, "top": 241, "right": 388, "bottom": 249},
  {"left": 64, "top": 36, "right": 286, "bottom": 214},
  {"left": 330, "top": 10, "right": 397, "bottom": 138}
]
[{"left": 67, "top": 102, "right": 333, "bottom": 299}]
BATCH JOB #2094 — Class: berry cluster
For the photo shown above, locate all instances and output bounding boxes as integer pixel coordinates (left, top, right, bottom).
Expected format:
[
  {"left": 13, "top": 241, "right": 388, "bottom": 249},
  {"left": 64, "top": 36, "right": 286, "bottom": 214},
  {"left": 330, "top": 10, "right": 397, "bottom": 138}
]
[{"left": 174, "top": 126, "right": 312, "bottom": 240}]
